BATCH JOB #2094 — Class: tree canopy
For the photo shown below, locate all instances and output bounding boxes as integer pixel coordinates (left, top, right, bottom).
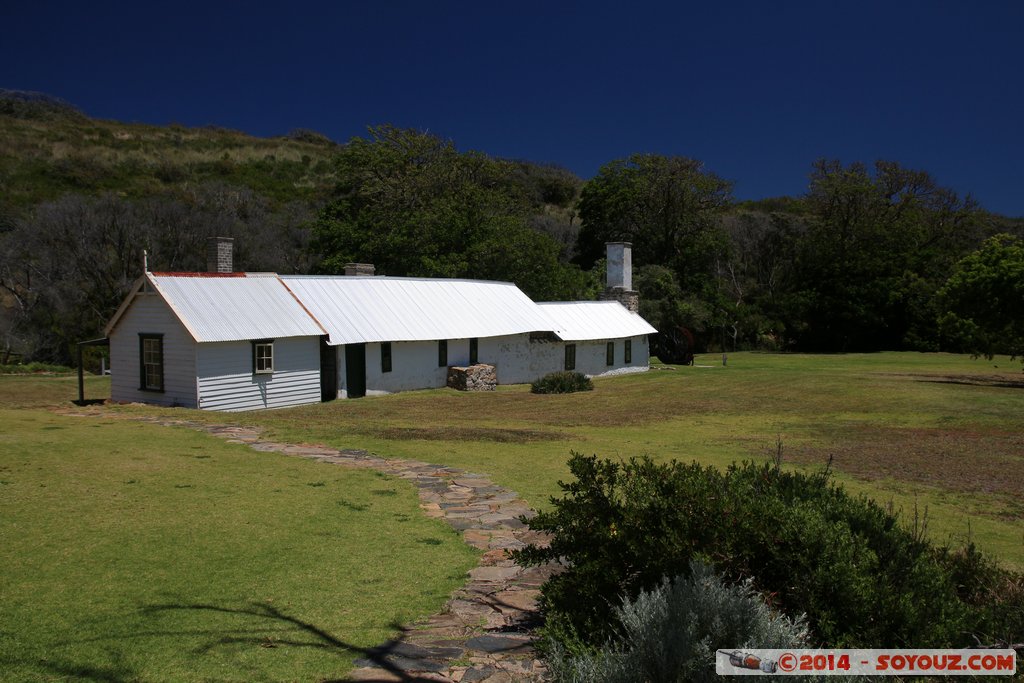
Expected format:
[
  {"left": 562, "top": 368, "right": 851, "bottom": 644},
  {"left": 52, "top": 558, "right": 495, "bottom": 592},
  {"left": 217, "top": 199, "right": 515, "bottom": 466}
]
[
  {"left": 938, "top": 234, "right": 1024, "bottom": 360},
  {"left": 788, "top": 160, "right": 985, "bottom": 351},
  {"left": 576, "top": 154, "right": 733, "bottom": 287},
  {"left": 310, "top": 125, "right": 591, "bottom": 301}
]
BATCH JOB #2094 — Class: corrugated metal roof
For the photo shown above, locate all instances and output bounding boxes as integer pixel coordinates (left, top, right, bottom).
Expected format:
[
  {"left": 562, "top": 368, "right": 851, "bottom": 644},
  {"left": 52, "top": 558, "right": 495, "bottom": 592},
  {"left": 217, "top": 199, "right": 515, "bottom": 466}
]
[
  {"left": 538, "top": 301, "right": 657, "bottom": 341},
  {"left": 149, "top": 273, "right": 326, "bottom": 342},
  {"left": 280, "top": 276, "right": 562, "bottom": 345}
]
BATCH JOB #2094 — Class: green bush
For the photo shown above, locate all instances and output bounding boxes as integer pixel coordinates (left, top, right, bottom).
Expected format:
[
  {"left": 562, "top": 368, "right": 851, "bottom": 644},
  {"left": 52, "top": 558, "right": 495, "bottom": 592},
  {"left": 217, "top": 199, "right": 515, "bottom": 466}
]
[
  {"left": 513, "top": 452, "right": 1023, "bottom": 649},
  {"left": 548, "top": 560, "right": 812, "bottom": 683},
  {"left": 530, "top": 371, "right": 593, "bottom": 394}
]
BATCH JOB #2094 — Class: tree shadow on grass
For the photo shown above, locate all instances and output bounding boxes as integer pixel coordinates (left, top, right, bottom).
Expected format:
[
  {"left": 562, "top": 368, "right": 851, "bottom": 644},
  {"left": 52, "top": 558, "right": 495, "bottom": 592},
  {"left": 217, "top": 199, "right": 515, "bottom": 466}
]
[
  {"left": 0, "top": 649, "right": 138, "bottom": 683},
  {"left": 141, "top": 601, "right": 437, "bottom": 682},
  {"left": 2, "top": 602, "right": 441, "bottom": 683}
]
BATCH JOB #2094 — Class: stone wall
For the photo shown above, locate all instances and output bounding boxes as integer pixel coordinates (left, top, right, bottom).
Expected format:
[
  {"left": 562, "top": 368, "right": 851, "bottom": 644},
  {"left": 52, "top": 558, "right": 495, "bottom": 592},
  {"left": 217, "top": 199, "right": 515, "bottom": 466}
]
[
  {"left": 599, "top": 286, "right": 640, "bottom": 312},
  {"left": 447, "top": 364, "right": 497, "bottom": 391}
]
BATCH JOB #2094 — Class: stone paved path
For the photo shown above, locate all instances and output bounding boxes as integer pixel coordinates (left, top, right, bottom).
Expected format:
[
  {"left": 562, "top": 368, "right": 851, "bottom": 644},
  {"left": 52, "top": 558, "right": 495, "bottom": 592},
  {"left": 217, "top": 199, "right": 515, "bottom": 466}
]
[{"left": 65, "top": 411, "right": 556, "bottom": 682}]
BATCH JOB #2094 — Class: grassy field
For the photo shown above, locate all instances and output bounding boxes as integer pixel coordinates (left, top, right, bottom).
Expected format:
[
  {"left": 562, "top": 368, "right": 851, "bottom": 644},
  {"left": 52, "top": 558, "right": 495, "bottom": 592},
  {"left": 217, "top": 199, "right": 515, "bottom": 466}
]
[
  {"left": 0, "top": 386, "right": 477, "bottom": 681},
  {"left": 3, "top": 352, "right": 1023, "bottom": 680},
  {"left": 103, "top": 351, "right": 1024, "bottom": 570}
]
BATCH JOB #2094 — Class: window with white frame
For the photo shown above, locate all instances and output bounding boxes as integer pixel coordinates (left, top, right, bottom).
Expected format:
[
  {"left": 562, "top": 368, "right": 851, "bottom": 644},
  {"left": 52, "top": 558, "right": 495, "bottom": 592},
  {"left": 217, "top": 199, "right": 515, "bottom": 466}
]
[
  {"left": 139, "top": 334, "right": 164, "bottom": 391},
  {"left": 252, "top": 340, "right": 274, "bottom": 374}
]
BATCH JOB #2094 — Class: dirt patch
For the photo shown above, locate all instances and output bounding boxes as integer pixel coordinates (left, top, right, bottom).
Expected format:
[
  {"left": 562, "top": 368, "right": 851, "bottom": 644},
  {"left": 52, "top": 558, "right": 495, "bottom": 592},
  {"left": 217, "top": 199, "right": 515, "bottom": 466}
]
[
  {"left": 785, "top": 426, "right": 1024, "bottom": 515},
  {"left": 367, "top": 425, "right": 561, "bottom": 444},
  {"left": 881, "top": 373, "right": 1024, "bottom": 389}
]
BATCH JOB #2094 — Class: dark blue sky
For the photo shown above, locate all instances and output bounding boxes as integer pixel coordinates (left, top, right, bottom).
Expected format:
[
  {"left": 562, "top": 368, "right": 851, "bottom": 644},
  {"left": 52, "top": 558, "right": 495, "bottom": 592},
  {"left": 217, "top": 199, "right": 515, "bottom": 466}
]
[{"left": 3, "top": 1, "right": 1021, "bottom": 216}]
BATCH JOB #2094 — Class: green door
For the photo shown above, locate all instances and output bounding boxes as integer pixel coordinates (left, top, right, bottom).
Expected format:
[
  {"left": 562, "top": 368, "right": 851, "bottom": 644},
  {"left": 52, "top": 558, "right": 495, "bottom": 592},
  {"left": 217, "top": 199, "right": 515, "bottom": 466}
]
[
  {"left": 320, "top": 337, "right": 337, "bottom": 402},
  {"left": 344, "top": 343, "right": 366, "bottom": 399}
]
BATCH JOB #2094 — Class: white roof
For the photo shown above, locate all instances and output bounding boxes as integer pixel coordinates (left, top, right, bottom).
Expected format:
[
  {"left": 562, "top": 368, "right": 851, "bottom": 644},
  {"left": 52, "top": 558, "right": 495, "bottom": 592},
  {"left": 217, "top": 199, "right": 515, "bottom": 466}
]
[
  {"left": 142, "top": 273, "right": 325, "bottom": 342},
  {"left": 280, "top": 276, "right": 561, "bottom": 345},
  {"left": 538, "top": 301, "right": 657, "bottom": 341}
]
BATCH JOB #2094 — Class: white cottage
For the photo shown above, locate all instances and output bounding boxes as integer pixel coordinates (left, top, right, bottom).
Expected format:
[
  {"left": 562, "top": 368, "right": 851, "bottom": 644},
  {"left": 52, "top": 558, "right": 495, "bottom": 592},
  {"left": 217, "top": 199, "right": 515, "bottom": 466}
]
[
  {"left": 104, "top": 273, "right": 326, "bottom": 410},
  {"left": 104, "top": 240, "right": 657, "bottom": 411}
]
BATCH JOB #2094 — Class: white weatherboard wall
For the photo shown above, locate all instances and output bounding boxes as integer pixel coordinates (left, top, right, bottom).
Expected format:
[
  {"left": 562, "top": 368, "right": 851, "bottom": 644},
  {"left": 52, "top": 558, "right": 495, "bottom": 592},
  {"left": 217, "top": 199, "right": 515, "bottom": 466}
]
[
  {"left": 197, "top": 337, "right": 321, "bottom": 411},
  {"left": 109, "top": 292, "right": 198, "bottom": 408}
]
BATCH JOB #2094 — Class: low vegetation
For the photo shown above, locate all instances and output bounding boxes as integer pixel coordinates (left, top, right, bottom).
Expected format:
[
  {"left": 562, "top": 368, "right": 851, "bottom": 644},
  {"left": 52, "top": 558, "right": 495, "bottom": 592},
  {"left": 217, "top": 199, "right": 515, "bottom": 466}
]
[
  {"left": 545, "top": 560, "right": 811, "bottom": 683},
  {"left": 0, "top": 361, "right": 74, "bottom": 374},
  {"left": 530, "top": 370, "right": 594, "bottom": 394},
  {"left": 512, "top": 453, "right": 1024, "bottom": 653}
]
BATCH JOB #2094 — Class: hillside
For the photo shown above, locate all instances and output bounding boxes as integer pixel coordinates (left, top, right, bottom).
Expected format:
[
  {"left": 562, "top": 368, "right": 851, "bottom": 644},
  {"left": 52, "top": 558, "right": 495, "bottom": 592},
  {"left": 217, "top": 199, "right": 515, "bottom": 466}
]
[
  {"left": 4, "top": 89, "right": 1020, "bottom": 368},
  {"left": 0, "top": 91, "right": 587, "bottom": 365},
  {"left": 0, "top": 89, "right": 340, "bottom": 221}
]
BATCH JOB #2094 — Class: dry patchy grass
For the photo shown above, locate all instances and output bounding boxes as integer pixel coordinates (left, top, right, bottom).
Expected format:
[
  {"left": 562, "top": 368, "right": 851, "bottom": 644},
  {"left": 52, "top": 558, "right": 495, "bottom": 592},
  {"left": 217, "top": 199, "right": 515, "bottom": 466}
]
[{"left": 787, "top": 426, "right": 1024, "bottom": 517}]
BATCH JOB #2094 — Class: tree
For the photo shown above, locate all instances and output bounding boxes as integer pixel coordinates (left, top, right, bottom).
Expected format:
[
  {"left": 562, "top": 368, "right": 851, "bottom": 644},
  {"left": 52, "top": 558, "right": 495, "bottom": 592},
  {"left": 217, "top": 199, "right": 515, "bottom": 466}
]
[
  {"left": 938, "top": 234, "right": 1024, "bottom": 360},
  {"left": 791, "top": 160, "right": 984, "bottom": 351},
  {"left": 714, "top": 209, "right": 807, "bottom": 350},
  {"left": 575, "top": 154, "right": 733, "bottom": 351},
  {"left": 310, "top": 125, "right": 589, "bottom": 300},
  {"left": 0, "top": 185, "right": 318, "bottom": 364},
  {"left": 575, "top": 154, "right": 733, "bottom": 293}
]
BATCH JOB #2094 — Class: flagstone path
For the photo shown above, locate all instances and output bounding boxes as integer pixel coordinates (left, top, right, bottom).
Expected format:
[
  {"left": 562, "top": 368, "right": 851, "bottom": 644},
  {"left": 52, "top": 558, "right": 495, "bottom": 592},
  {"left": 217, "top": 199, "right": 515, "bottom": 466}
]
[{"left": 65, "top": 411, "right": 556, "bottom": 682}]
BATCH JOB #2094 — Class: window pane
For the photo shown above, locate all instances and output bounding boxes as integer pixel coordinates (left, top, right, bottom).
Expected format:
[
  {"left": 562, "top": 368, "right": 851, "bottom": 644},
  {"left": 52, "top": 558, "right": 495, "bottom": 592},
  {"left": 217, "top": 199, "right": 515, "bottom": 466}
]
[
  {"left": 254, "top": 343, "right": 273, "bottom": 373},
  {"left": 438, "top": 340, "right": 447, "bottom": 367},
  {"left": 565, "top": 344, "right": 576, "bottom": 371},
  {"left": 625, "top": 339, "right": 632, "bottom": 364},
  {"left": 606, "top": 341, "right": 615, "bottom": 366},
  {"left": 382, "top": 342, "right": 392, "bottom": 373},
  {"left": 140, "top": 336, "right": 163, "bottom": 390}
]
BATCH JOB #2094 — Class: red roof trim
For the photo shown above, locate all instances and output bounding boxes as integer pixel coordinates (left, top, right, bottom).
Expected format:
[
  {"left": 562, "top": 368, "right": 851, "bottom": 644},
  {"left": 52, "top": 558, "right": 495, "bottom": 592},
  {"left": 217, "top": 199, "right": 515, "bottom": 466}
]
[{"left": 149, "top": 272, "right": 246, "bottom": 277}]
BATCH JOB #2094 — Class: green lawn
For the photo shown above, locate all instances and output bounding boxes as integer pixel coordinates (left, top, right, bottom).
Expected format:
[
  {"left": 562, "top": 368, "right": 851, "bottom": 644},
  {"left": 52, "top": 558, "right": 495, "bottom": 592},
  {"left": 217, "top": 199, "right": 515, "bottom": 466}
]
[
  {"left": 106, "top": 351, "right": 1024, "bottom": 570},
  {"left": 0, "top": 404, "right": 477, "bottom": 682}
]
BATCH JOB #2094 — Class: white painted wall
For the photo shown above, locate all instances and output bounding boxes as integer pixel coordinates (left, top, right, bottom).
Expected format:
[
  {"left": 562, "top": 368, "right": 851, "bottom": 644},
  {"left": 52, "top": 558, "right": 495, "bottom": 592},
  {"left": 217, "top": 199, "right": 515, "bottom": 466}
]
[
  {"left": 196, "top": 337, "right": 321, "bottom": 411},
  {"left": 479, "top": 334, "right": 557, "bottom": 384},
  {"left": 108, "top": 292, "right": 198, "bottom": 407},
  {"left": 478, "top": 334, "right": 647, "bottom": 383},
  {"left": 364, "top": 340, "right": 449, "bottom": 394},
  {"left": 571, "top": 335, "right": 650, "bottom": 377},
  {"left": 334, "top": 334, "right": 649, "bottom": 398}
]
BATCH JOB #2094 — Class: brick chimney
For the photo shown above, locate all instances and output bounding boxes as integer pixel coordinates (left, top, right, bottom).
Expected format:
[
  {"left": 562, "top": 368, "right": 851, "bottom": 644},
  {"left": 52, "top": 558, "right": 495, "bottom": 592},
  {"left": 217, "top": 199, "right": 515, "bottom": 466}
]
[
  {"left": 599, "top": 241, "right": 639, "bottom": 312},
  {"left": 344, "top": 263, "right": 376, "bottom": 276},
  {"left": 207, "top": 236, "right": 234, "bottom": 273}
]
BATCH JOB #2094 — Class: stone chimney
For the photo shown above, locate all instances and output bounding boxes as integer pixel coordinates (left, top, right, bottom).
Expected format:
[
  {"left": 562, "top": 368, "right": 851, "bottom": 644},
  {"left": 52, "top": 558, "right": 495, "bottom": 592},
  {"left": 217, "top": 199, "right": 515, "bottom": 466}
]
[
  {"left": 599, "top": 241, "right": 639, "bottom": 312},
  {"left": 344, "top": 263, "right": 376, "bottom": 276},
  {"left": 207, "top": 236, "right": 234, "bottom": 273}
]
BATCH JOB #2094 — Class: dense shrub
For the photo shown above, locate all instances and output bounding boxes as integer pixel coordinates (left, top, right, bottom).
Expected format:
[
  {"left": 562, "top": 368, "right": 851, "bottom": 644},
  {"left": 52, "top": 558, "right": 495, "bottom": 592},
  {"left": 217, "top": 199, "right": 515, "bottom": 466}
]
[
  {"left": 548, "top": 560, "right": 811, "bottom": 683},
  {"left": 513, "top": 452, "right": 1023, "bottom": 650},
  {"left": 530, "top": 371, "right": 593, "bottom": 394}
]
